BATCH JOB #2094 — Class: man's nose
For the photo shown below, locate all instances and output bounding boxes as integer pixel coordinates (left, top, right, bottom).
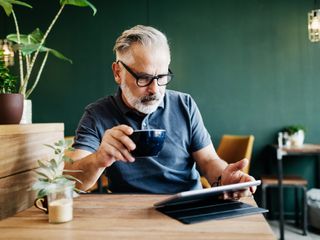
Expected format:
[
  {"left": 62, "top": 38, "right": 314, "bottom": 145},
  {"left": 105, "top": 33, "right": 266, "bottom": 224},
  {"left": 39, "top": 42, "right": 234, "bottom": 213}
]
[{"left": 147, "top": 79, "right": 159, "bottom": 94}]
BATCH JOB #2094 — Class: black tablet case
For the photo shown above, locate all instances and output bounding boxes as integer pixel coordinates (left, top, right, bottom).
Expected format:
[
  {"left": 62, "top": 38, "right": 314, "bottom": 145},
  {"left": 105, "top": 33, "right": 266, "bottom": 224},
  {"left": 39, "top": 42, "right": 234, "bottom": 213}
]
[{"left": 155, "top": 196, "right": 268, "bottom": 224}]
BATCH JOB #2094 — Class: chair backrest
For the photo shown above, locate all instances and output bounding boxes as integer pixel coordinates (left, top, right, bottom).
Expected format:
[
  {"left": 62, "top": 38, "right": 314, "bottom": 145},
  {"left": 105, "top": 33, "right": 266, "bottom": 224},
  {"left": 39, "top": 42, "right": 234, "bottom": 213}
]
[{"left": 216, "top": 135, "right": 255, "bottom": 174}]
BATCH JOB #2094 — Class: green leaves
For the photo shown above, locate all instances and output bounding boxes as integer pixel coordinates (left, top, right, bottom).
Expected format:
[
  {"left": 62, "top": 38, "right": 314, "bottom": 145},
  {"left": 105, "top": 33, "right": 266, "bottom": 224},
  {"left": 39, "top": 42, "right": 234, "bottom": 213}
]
[
  {"left": 3, "top": 0, "right": 97, "bottom": 98},
  {"left": 60, "top": 174, "right": 83, "bottom": 184},
  {"left": 32, "top": 139, "right": 82, "bottom": 198},
  {"left": 44, "top": 47, "right": 72, "bottom": 64},
  {"left": 60, "top": 0, "right": 96, "bottom": 15},
  {"left": 283, "top": 125, "right": 306, "bottom": 135},
  {"left": 34, "top": 169, "right": 51, "bottom": 180},
  {"left": 7, "top": 29, "right": 72, "bottom": 63},
  {"left": 0, "top": 50, "right": 17, "bottom": 93},
  {"left": 7, "top": 28, "right": 44, "bottom": 45},
  {"left": 0, "top": 0, "right": 32, "bottom": 16},
  {"left": 7, "top": 29, "right": 43, "bottom": 45},
  {"left": 0, "top": 0, "right": 12, "bottom": 16}
]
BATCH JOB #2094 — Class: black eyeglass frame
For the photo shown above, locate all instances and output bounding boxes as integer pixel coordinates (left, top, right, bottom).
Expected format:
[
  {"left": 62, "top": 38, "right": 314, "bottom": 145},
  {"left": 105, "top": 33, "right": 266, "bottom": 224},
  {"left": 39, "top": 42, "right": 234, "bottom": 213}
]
[{"left": 117, "top": 60, "right": 173, "bottom": 87}]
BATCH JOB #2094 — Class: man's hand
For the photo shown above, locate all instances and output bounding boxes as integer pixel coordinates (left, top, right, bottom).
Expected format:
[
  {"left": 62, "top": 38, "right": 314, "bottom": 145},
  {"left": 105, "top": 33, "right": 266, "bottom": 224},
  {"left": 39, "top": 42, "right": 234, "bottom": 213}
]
[
  {"left": 96, "top": 124, "right": 136, "bottom": 168},
  {"left": 220, "top": 158, "right": 256, "bottom": 199}
]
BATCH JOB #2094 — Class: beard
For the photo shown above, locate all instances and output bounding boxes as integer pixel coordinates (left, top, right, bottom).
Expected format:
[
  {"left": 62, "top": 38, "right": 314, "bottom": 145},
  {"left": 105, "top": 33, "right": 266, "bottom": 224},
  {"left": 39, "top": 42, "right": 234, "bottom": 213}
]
[{"left": 120, "top": 80, "right": 165, "bottom": 114}]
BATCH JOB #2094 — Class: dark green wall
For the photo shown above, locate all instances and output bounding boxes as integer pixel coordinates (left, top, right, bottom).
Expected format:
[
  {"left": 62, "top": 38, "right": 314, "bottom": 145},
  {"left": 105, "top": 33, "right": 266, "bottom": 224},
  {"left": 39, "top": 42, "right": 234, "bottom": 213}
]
[{"left": 1, "top": 1, "right": 320, "bottom": 194}]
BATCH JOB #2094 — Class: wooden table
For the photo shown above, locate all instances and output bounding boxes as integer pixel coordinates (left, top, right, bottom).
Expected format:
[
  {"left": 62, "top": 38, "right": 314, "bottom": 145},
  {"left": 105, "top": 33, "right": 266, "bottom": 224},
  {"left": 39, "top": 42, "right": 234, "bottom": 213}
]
[
  {"left": 272, "top": 144, "right": 320, "bottom": 240},
  {"left": 0, "top": 194, "right": 275, "bottom": 240}
]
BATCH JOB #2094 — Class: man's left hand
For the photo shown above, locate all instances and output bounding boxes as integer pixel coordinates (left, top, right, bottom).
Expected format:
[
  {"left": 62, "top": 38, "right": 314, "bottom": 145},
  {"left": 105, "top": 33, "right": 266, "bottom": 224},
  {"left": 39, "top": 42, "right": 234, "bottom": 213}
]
[{"left": 220, "top": 158, "right": 256, "bottom": 199}]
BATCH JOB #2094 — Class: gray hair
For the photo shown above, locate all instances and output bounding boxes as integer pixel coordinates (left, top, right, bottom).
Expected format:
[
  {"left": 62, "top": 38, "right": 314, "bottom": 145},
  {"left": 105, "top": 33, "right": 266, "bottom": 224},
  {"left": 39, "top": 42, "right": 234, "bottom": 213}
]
[{"left": 113, "top": 25, "right": 170, "bottom": 60}]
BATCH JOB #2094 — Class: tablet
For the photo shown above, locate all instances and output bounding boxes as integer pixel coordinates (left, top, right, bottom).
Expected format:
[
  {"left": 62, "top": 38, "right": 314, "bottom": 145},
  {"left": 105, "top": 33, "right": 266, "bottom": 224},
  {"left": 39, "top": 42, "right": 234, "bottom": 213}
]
[{"left": 154, "top": 180, "right": 261, "bottom": 207}]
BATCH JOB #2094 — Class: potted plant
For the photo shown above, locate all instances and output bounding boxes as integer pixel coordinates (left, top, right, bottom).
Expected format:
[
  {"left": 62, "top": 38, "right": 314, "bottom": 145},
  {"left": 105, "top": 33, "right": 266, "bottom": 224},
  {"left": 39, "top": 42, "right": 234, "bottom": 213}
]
[
  {"left": 31, "top": 139, "right": 83, "bottom": 199},
  {"left": 283, "top": 125, "right": 306, "bottom": 147},
  {"left": 0, "top": 0, "right": 97, "bottom": 123},
  {"left": 32, "top": 139, "right": 83, "bottom": 223},
  {"left": 0, "top": 49, "right": 24, "bottom": 124}
]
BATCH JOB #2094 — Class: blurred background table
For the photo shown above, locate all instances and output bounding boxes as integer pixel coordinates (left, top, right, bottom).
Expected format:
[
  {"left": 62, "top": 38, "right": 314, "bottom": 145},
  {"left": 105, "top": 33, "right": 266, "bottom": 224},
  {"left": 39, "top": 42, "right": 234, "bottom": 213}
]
[{"left": 271, "top": 144, "right": 320, "bottom": 240}]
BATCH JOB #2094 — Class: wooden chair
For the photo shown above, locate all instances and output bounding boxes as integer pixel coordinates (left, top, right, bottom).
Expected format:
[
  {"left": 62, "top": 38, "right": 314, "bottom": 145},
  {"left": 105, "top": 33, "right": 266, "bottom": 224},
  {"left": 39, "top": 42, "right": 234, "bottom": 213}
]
[
  {"left": 261, "top": 175, "right": 308, "bottom": 235},
  {"left": 201, "top": 135, "right": 255, "bottom": 188}
]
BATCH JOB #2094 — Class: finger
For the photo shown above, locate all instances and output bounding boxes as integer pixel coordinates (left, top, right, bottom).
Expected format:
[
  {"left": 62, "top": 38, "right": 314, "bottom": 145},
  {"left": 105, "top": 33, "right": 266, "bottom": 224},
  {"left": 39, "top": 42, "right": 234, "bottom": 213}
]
[
  {"left": 222, "top": 191, "right": 233, "bottom": 200},
  {"left": 105, "top": 143, "right": 125, "bottom": 160},
  {"left": 250, "top": 185, "right": 257, "bottom": 194},
  {"left": 97, "top": 141, "right": 125, "bottom": 165},
  {"left": 115, "top": 124, "right": 134, "bottom": 135},
  {"left": 105, "top": 142, "right": 134, "bottom": 162},
  {"left": 109, "top": 128, "right": 136, "bottom": 151},
  {"left": 107, "top": 135, "right": 135, "bottom": 162},
  {"left": 238, "top": 173, "right": 253, "bottom": 183},
  {"left": 227, "top": 159, "right": 249, "bottom": 173},
  {"left": 246, "top": 176, "right": 256, "bottom": 193},
  {"left": 240, "top": 174, "right": 255, "bottom": 181},
  {"left": 222, "top": 188, "right": 254, "bottom": 200},
  {"left": 236, "top": 189, "right": 253, "bottom": 198},
  {"left": 237, "top": 174, "right": 257, "bottom": 193},
  {"left": 238, "top": 175, "right": 257, "bottom": 193},
  {"left": 223, "top": 192, "right": 230, "bottom": 200},
  {"left": 232, "top": 192, "right": 240, "bottom": 200}
]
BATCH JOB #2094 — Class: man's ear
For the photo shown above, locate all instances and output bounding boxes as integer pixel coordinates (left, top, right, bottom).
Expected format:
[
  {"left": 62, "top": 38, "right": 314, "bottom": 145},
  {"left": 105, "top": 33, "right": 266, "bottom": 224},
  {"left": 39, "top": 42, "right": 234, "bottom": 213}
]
[{"left": 112, "top": 62, "right": 121, "bottom": 85}]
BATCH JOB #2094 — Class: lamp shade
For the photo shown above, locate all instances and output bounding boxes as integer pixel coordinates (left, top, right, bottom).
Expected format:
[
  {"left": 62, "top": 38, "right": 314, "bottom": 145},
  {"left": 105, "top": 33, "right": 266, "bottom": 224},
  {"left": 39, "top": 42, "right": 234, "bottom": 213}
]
[
  {"left": 308, "top": 9, "right": 320, "bottom": 42},
  {"left": 0, "top": 39, "right": 14, "bottom": 66}
]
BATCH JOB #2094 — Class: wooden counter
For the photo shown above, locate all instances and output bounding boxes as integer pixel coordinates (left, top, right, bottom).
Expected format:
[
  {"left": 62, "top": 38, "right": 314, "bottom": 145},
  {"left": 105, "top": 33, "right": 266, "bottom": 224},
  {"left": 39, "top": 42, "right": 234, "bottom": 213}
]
[
  {"left": 0, "top": 123, "right": 64, "bottom": 219},
  {"left": 0, "top": 194, "right": 276, "bottom": 240}
]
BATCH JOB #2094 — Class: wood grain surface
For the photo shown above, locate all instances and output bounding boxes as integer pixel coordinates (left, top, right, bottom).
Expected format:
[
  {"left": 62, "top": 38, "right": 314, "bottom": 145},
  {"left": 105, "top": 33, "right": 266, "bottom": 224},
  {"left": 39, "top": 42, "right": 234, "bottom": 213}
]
[
  {"left": 0, "top": 123, "right": 64, "bottom": 178},
  {"left": 0, "top": 123, "right": 64, "bottom": 220},
  {"left": 0, "top": 194, "right": 276, "bottom": 240}
]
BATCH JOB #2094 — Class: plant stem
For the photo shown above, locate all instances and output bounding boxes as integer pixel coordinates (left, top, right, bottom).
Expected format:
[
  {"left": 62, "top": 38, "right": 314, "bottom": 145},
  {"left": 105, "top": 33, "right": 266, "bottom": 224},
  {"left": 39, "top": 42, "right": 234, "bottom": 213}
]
[
  {"left": 11, "top": 10, "right": 24, "bottom": 95},
  {"left": 26, "top": 55, "right": 30, "bottom": 73},
  {"left": 23, "top": 3, "right": 66, "bottom": 98},
  {"left": 25, "top": 51, "right": 49, "bottom": 99}
]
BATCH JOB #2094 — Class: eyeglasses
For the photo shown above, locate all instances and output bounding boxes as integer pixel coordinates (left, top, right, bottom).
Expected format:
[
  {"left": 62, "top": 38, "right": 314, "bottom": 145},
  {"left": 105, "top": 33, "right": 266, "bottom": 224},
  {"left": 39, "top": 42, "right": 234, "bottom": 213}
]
[{"left": 117, "top": 60, "right": 173, "bottom": 87}]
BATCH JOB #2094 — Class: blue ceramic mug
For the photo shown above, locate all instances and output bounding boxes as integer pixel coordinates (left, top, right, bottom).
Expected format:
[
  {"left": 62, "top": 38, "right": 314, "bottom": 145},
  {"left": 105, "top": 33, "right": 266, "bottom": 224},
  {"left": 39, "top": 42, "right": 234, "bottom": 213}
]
[{"left": 130, "top": 129, "right": 166, "bottom": 157}]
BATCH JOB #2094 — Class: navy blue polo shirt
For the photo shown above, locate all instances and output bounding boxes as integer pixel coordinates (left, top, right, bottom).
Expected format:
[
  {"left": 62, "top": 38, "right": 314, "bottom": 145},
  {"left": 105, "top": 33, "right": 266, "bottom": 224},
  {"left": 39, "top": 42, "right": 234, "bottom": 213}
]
[{"left": 73, "top": 88, "right": 212, "bottom": 193}]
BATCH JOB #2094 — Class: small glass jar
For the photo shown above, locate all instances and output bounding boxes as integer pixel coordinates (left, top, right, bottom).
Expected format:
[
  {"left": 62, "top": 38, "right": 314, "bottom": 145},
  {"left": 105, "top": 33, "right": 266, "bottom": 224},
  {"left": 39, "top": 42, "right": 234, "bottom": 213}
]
[{"left": 47, "top": 182, "right": 74, "bottom": 224}]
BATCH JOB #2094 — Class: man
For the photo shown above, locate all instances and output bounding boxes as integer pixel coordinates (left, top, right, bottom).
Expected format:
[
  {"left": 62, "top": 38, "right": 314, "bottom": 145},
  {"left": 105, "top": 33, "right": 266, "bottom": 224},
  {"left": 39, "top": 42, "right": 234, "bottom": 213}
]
[{"left": 65, "top": 25, "right": 255, "bottom": 196}]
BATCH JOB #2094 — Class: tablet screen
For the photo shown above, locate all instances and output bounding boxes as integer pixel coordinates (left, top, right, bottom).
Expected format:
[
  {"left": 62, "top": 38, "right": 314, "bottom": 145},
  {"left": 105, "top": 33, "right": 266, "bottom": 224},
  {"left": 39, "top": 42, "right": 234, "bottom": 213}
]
[{"left": 154, "top": 180, "right": 261, "bottom": 207}]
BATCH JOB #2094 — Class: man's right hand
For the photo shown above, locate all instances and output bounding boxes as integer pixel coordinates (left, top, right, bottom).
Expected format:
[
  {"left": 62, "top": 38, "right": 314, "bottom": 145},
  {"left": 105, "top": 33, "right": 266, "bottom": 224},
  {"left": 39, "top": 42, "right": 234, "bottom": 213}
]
[{"left": 96, "top": 124, "right": 136, "bottom": 167}]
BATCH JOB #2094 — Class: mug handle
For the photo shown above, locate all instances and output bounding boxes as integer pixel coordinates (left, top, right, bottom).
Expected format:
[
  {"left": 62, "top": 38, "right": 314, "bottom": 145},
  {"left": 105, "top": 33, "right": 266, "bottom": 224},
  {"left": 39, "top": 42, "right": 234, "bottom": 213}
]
[{"left": 34, "top": 198, "right": 48, "bottom": 213}]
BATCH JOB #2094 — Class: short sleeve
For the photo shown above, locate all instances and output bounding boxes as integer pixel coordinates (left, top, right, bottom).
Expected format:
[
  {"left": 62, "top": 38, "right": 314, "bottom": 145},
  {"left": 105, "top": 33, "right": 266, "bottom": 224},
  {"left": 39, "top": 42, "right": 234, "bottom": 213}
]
[
  {"left": 188, "top": 96, "right": 212, "bottom": 152},
  {"left": 73, "top": 108, "right": 101, "bottom": 153}
]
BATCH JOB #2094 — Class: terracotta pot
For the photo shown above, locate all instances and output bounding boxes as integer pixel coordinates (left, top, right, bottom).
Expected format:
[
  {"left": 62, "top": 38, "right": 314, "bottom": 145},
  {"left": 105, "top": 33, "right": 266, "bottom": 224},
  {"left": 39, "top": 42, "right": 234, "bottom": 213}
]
[{"left": 0, "top": 93, "right": 24, "bottom": 124}]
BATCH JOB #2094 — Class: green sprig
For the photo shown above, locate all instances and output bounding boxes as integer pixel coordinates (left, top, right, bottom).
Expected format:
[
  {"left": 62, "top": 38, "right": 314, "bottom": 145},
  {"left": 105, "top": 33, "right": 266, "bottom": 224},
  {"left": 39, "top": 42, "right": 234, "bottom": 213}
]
[{"left": 31, "top": 139, "right": 83, "bottom": 198}]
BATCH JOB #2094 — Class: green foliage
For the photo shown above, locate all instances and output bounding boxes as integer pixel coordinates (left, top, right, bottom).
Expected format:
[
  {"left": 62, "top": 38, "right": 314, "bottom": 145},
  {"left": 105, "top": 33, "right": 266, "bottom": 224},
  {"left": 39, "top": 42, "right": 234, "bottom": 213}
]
[
  {"left": 0, "top": 0, "right": 96, "bottom": 98},
  {"left": 0, "top": 0, "right": 32, "bottom": 16},
  {"left": 0, "top": 50, "right": 17, "bottom": 93},
  {"left": 283, "top": 125, "right": 306, "bottom": 135},
  {"left": 60, "top": 0, "right": 96, "bottom": 15},
  {"left": 31, "top": 139, "right": 83, "bottom": 198},
  {"left": 7, "top": 28, "right": 72, "bottom": 63}
]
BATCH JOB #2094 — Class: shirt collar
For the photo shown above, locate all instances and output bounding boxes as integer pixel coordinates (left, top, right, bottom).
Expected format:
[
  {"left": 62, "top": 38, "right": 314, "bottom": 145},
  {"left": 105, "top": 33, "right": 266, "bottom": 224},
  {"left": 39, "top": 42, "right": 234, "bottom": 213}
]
[
  {"left": 115, "top": 87, "right": 132, "bottom": 115},
  {"left": 114, "top": 87, "right": 165, "bottom": 116}
]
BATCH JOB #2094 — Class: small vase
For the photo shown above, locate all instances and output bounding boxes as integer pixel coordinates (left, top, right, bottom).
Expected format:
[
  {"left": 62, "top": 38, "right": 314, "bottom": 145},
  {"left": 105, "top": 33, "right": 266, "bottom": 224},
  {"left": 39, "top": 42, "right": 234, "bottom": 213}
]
[
  {"left": 290, "top": 130, "right": 305, "bottom": 147},
  {"left": 0, "top": 93, "right": 24, "bottom": 124},
  {"left": 20, "top": 99, "right": 32, "bottom": 124}
]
